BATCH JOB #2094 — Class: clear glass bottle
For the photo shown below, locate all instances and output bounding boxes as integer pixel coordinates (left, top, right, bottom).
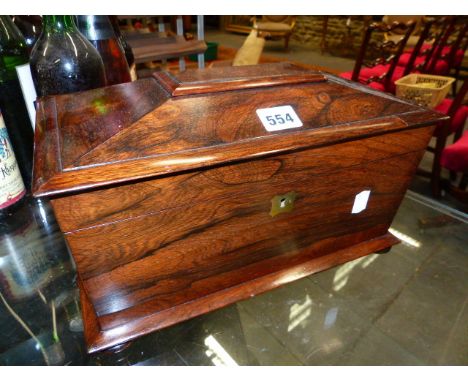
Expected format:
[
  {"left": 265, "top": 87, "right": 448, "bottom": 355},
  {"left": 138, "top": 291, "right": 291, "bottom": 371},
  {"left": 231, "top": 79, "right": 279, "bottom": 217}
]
[{"left": 30, "top": 15, "right": 106, "bottom": 97}]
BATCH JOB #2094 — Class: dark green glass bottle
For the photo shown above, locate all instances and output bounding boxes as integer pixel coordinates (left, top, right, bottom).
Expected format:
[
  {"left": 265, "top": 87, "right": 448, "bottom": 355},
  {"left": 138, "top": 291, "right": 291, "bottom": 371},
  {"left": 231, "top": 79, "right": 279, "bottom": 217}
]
[
  {"left": 0, "top": 16, "right": 36, "bottom": 190},
  {"left": 12, "top": 16, "right": 43, "bottom": 54},
  {"left": 30, "top": 15, "right": 106, "bottom": 97}
]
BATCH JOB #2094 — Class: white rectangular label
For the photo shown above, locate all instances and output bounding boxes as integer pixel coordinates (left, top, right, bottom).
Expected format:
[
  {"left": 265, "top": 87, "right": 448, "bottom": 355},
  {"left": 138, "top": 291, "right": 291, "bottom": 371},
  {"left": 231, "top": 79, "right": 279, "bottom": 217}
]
[
  {"left": 256, "top": 105, "right": 303, "bottom": 132},
  {"left": 15, "top": 63, "right": 37, "bottom": 130},
  {"left": 352, "top": 190, "right": 371, "bottom": 214}
]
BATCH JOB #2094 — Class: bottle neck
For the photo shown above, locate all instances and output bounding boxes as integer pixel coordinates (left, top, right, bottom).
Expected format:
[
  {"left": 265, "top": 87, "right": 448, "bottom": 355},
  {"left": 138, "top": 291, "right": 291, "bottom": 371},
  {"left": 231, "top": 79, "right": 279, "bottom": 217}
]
[
  {"left": 76, "top": 16, "right": 115, "bottom": 41},
  {"left": 108, "top": 16, "right": 123, "bottom": 38},
  {"left": 43, "top": 16, "right": 77, "bottom": 33},
  {"left": 0, "top": 15, "right": 28, "bottom": 45}
]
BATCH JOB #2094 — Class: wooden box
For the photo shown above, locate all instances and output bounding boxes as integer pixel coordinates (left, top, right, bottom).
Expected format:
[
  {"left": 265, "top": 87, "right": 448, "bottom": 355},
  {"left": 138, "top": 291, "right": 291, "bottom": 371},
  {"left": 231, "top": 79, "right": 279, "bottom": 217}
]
[{"left": 32, "top": 63, "right": 446, "bottom": 353}]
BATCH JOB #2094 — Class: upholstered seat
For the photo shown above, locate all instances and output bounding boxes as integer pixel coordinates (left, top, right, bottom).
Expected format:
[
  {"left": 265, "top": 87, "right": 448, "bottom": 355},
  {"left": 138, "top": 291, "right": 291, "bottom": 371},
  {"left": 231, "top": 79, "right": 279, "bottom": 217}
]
[
  {"left": 440, "top": 132, "right": 468, "bottom": 173},
  {"left": 398, "top": 52, "right": 449, "bottom": 72},
  {"left": 434, "top": 98, "right": 468, "bottom": 135},
  {"left": 252, "top": 16, "right": 296, "bottom": 50},
  {"left": 416, "top": 44, "right": 465, "bottom": 66},
  {"left": 416, "top": 79, "right": 468, "bottom": 197},
  {"left": 340, "top": 65, "right": 407, "bottom": 93},
  {"left": 338, "top": 20, "right": 416, "bottom": 93}
]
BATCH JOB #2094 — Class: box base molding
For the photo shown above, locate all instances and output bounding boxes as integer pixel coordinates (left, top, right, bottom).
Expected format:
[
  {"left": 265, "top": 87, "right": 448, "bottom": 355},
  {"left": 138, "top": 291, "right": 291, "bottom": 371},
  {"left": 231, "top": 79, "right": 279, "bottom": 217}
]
[{"left": 79, "top": 232, "right": 399, "bottom": 353}]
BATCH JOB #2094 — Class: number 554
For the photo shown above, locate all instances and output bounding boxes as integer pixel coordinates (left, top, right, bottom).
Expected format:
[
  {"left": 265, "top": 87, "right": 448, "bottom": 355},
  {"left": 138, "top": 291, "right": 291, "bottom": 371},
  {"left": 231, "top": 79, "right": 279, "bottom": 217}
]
[{"left": 266, "top": 114, "right": 294, "bottom": 125}]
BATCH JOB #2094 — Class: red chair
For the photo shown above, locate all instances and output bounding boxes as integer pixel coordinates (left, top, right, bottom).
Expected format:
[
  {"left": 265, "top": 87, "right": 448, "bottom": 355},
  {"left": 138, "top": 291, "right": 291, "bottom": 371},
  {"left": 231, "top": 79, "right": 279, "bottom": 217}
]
[
  {"left": 397, "top": 17, "right": 451, "bottom": 75},
  {"left": 440, "top": 132, "right": 468, "bottom": 205},
  {"left": 418, "top": 79, "right": 468, "bottom": 197},
  {"left": 426, "top": 18, "right": 467, "bottom": 77},
  {"left": 340, "top": 20, "right": 416, "bottom": 93},
  {"left": 397, "top": 17, "right": 456, "bottom": 75}
]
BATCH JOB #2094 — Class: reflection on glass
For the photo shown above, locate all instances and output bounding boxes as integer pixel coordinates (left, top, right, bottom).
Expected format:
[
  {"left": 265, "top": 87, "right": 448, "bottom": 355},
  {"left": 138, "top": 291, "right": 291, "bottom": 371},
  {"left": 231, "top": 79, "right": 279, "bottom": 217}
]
[
  {"left": 204, "top": 334, "right": 238, "bottom": 366},
  {"left": 288, "top": 295, "right": 313, "bottom": 332},
  {"left": 332, "top": 253, "right": 380, "bottom": 292},
  {"left": 323, "top": 307, "right": 339, "bottom": 330},
  {"left": 0, "top": 197, "right": 85, "bottom": 365},
  {"left": 388, "top": 228, "right": 422, "bottom": 248}
]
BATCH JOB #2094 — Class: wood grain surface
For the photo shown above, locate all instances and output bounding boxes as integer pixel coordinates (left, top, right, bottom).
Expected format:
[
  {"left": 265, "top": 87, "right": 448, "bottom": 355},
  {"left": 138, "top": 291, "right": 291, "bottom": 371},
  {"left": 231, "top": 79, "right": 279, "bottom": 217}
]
[
  {"left": 153, "top": 63, "right": 326, "bottom": 96},
  {"left": 83, "top": 232, "right": 400, "bottom": 353},
  {"left": 51, "top": 127, "right": 432, "bottom": 233},
  {"left": 32, "top": 63, "right": 446, "bottom": 197},
  {"left": 69, "top": 145, "right": 424, "bottom": 318},
  {"left": 31, "top": 63, "right": 445, "bottom": 352}
]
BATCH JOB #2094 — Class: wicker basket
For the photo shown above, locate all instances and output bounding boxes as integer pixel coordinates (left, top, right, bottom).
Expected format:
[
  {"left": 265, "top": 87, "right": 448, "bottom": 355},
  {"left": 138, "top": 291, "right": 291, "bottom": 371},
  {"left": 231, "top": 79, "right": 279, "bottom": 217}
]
[{"left": 395, "top": 74, "right": 455, "bottom": 108}]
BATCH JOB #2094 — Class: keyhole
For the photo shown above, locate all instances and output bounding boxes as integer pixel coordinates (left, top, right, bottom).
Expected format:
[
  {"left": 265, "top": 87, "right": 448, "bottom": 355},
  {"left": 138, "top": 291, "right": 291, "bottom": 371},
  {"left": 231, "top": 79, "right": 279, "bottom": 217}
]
[{"left": 269, "top": 191, "right": 296, "bottom": 217}]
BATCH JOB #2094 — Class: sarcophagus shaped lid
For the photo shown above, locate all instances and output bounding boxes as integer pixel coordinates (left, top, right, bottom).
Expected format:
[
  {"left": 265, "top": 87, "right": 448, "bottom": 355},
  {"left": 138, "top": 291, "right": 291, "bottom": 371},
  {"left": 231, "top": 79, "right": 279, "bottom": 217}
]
[{"left": 32, "top": 62, "right": 446, "bottom": 197}]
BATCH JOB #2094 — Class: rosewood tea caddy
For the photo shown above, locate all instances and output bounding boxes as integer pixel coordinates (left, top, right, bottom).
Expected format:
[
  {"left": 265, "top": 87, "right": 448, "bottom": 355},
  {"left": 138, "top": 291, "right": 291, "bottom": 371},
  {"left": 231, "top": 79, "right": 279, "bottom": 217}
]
[{"left": 32, "top": 63, "right": 446, "bottom": 352}]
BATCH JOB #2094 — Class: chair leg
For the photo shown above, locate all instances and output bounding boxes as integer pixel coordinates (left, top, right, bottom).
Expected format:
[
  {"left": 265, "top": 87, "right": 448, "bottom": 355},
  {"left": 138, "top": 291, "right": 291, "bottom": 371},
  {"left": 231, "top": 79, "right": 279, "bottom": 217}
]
[
  {"left": 459, "top": 173, "right": 468, "bottom": 190},
  {"left": 431, "top": 136, "right": 447, "bottom": 199},
  {"left": 452, "top": 68, "right": 461, "bottom": 97},
  {"left": 450, "top": 170, "right": 457, "bottom": 182},
  {"left": 431, "top": 162, "right": 442, "bottom": 198}
]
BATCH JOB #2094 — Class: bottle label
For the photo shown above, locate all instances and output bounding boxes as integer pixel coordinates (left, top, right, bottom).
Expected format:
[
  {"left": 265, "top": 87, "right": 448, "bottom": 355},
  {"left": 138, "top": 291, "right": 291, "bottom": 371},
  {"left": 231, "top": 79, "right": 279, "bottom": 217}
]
[
  {"left": 15, "top": 63, "right": 37, "bottom": 130},
  {"left": 0, "top": 114, "right": 26, "bottom": 209}
]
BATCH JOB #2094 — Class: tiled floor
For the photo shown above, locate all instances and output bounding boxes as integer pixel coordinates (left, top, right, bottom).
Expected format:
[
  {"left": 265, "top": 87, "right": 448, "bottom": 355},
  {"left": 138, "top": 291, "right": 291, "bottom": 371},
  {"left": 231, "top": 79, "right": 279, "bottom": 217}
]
[{"left": 88, "top": 195, "right": 468, "bottom": 366}]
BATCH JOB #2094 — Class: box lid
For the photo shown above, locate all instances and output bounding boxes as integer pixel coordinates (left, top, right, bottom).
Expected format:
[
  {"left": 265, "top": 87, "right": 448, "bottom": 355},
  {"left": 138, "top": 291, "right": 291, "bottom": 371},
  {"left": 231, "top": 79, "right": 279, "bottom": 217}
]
[{"left": 32, "top": 62, "right": 446, "bottom": 197}]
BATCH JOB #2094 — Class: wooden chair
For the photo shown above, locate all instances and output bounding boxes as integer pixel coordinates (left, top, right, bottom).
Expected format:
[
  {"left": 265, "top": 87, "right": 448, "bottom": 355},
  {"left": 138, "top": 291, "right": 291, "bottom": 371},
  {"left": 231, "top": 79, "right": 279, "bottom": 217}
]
[
  {"left": 252, "top": 16, "right": 296, "bottom": 51},
  {"left": 396, "top": 17, "right": 454, "bottom": 75},
  {"left": 382, "top": 15, "right": 425, "bottom": 48},
  {"left": 339, "top": 20, "right": 416, "bottom": 93},
  {"left": 425, "top": 17, "right": 468, "bottom": 77},
  {"left": 444, "top": 19, "right": 468, "bottom": 95},
  {"left": 418, "top": 79, "right": 468, "bottom": 198},
  {"left": 440, "top": 131, "right": 468, "bottom": 207}
]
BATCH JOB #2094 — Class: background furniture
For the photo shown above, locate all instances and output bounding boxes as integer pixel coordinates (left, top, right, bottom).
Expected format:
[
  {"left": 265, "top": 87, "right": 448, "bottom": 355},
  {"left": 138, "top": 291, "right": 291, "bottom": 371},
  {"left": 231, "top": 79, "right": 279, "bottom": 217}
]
[
  {"left": 252, "top": 16, "right": 296, "bottom": 51},
  {"left": 441, "top": 130, "right": 468, "bottom": 206},
  {"left": 396, "top": 17, "right": 455, "bottom": 76},
  {"left": 418, "top": 79, "right": 468, "bottom": 197},
  {"left": 120, "top": 15, "right": 207, "bottom": 72},
  {"left": 382, "top": 15, "right": 425, "bottom": 48},
  {"left": 340, "top": 20, "right": 416, "bottom": 93},
  {"left": 222, "top": 15, "right": 253, "bottom": 34}
]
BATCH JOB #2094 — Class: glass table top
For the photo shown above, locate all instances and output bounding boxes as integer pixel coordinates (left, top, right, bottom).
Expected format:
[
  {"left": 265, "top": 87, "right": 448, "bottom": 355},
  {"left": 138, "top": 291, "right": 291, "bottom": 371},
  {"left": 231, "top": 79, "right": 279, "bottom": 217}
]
[{"left": 0, "top": 192, "right": 467, "bottom": 366}]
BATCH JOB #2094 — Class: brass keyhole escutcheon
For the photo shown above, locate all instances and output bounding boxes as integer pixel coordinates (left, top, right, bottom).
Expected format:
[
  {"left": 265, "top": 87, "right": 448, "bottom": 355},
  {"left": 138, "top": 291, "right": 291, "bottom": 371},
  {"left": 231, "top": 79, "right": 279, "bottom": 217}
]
[{"left": 270, "top": 191, "right": 297, "bottom": 217}]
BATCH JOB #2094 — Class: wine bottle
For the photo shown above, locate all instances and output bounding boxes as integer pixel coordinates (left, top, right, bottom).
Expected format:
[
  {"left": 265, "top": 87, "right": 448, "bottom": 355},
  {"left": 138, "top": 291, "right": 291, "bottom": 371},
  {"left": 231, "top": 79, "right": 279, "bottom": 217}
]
[
  {"left": 109, "top": 16, "right": 137, "bottom": 81},
  {"left": 0, "top": 16, "right": 36, "bottom": 190},
  {"left": 30, "top": 15, "right": 106, "bottom": 97},
  {"left": 77, "top": 15, "right": 131, "bottom": 86},
  {"left": 12, "top": 15, "right": 43, "bottom": 54},
  {"left": 0, "top": 112, "right": 26, "bottom": 215}
]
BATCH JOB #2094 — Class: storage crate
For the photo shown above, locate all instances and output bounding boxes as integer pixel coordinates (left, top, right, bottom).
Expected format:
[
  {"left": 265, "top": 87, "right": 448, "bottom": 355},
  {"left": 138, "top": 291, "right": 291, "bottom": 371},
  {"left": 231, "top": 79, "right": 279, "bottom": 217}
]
[{"left": 395, "top": 74, "right": 455, "bottom": 108}]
